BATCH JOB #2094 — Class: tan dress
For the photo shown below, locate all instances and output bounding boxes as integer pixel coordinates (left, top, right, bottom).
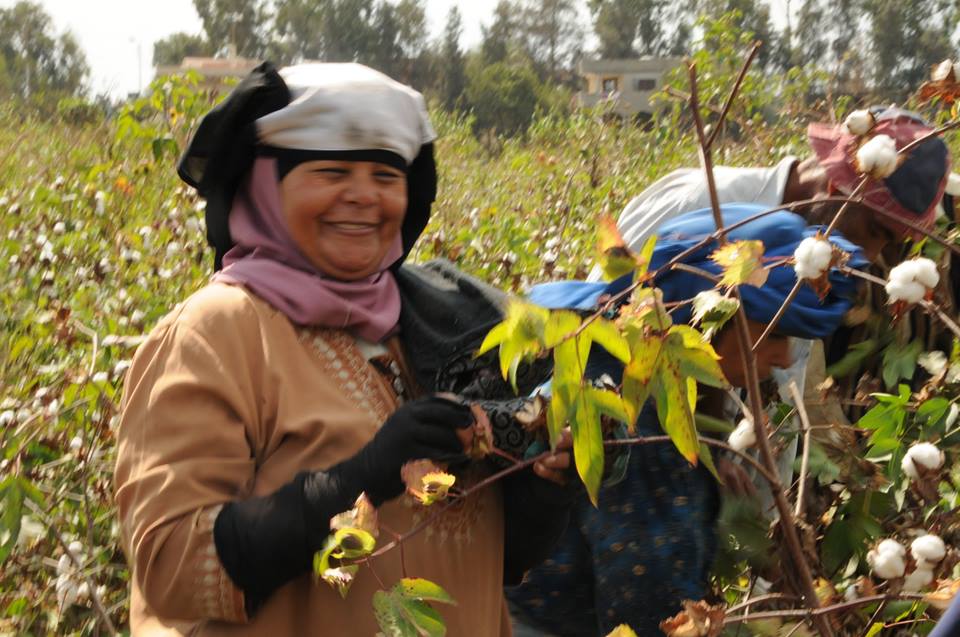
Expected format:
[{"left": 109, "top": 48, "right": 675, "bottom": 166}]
[{"left": 115, "top": 282, "right": 511, "bottom": 636}]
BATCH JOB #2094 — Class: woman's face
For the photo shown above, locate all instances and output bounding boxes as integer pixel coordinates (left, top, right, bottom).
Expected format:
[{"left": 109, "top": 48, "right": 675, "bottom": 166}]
[
  {"left": 713, "top": 319, "right": 792, "bottom": 387},
  {"left": 279, "top": 160, "right": 407, "bottom": 280}
]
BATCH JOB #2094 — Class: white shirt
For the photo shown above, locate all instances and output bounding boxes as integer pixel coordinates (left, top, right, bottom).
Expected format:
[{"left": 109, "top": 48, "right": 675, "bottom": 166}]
[{"left": 617, "top": 156, "right": 798, "bottom": 251}]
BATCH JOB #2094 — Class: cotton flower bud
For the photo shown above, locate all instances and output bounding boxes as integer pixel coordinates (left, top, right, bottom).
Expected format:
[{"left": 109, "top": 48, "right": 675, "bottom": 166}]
[
  {"left": 886, "top": 258, "right": 940, "bottom": 304},
  {"left": 903, "top": 566, "right": 935, "bottom": 592},
  {"left": 902, "top": 442, "right": 945, "bottom": 480},
  {"left": 843, "top": 109, "right": 875, "bottom": 136},
  {"left": 856, "top": 134, "right": 900, "bottom": 179},
  {"left": 911, "top": 534, "right": 947, "bottom": 568},
  {"left": 793, "top": 237, "right": 833, "bottom": 280},
  {"left": 727, "top": 418, "right": 756, "bottom": 452}
]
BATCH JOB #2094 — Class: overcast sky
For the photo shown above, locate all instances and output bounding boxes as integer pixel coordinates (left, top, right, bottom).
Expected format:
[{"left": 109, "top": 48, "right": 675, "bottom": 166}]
[{"left": 2, "top": 0, "right": 786, "bottom": 98}]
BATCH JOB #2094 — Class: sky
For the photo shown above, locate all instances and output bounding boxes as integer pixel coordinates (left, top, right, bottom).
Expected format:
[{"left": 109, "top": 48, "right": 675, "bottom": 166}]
[
  {"left": 2, "top": 0, "right": 786, "bottom": 98},
  {"left": 2, "top": 0, "right": 504, "bottom": 97}
]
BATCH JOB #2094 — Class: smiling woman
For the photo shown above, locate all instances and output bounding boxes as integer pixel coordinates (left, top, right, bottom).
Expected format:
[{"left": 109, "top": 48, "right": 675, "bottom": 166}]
[{"left": 113, "top": 61, "right": 573, "bottom": 637}]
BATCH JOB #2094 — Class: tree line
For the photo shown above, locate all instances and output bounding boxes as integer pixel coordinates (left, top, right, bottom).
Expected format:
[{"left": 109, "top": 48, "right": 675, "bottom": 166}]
[{"left": 1, "top": 0, "right": 958, "bottom": 128}]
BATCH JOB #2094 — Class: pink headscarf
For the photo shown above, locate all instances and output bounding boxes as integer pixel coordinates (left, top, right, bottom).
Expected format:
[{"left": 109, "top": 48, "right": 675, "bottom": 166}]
[{"left": 213, "top": 157, "right": 403, "bottom": 342}]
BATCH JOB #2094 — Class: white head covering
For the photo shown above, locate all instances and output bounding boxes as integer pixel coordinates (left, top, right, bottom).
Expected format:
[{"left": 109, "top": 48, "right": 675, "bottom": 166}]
[{"left": 255, "top": 63, "right": 436, "bottom": 165}]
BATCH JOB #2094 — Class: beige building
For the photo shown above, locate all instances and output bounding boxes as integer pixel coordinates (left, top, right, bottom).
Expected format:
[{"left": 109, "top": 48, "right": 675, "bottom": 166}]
[{"left": 577, "top": 57, "right": 683, "bottom": 119}]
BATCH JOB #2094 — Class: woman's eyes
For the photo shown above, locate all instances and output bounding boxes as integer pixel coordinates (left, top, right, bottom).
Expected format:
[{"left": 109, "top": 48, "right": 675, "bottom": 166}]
[{"left": 310, "top": 168, "right": 402, "bottom": 181}]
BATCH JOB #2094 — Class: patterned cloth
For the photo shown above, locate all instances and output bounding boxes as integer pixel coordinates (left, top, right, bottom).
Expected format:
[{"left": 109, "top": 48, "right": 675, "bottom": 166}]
[{"left": 506, "top": 409, "right": 719, "bottom": 636}]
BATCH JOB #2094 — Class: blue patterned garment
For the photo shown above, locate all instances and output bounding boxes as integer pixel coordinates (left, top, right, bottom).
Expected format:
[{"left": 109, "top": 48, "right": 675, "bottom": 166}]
[{"left": 507, "top": 408, "right": 719, "bottom": 636}]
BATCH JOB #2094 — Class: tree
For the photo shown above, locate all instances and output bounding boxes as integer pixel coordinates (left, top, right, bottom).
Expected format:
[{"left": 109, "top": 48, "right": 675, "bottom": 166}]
[
  {"left": 0, "top": 1, "right": 88, "bottom": 99},
  {"left": 152, "top": 32, "right": 214, "bottom": 66},
  {"left": 192, "top": 0, "right": 270, "bottom": 58},
  {"left": 273, "top": 0, "right": 377, "bottom": 62},
  {"left": 465, "top": 60, "right": 545, "bottom": 136},
  {"left": 588, "top": 0, "right": 692, "bottom": 59},
  {"left": 480, "top": 0, "right": 522, "bottom": 65},
  {"left": 698, "top": 0, "right": 777, "bottom": 66},
  {"left": 436, "top": 6, "right": 466, "bottom": 110},
  {"left": 862, "top": 0, "right": 955, "bottom": 95},
  {"left": 521, "top": 0, "right": 583, "bottom": 80}
]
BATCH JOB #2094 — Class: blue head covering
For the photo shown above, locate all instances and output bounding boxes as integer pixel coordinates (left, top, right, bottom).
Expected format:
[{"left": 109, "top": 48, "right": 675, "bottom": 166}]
[{"left": 527, "top": 203, "right": 867, "bottom": 339}]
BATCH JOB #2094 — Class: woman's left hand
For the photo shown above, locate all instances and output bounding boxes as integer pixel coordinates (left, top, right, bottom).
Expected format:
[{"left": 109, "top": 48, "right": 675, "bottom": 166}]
[{"left": 533, "top": 428, "right": 573, "bottom": 485}]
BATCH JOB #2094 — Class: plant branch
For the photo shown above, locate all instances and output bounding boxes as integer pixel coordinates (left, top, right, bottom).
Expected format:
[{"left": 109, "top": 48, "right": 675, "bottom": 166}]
[
  {"left": 727, "top": 593, "right": 801, "bottom": 615},
  {"left": 723, "top": 593, "right": 926, "bottom": 624},
  {"left": 686, "top": 54, "right": 833, "bottom": 637},
  {"left": 752, "top": 280, "right": 802, "bottom": 351},
  {"left": 788, "top": 381, "right": 813, "bottom": 522},
  {"left": 706, "top": 41, "right": 762, "bottom": 149}
]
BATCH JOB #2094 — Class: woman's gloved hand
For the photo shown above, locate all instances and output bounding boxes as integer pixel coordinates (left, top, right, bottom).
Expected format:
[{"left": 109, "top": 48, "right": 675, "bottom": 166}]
[{"left": 324, "top": 395, "right": 475, "bottom": 506}]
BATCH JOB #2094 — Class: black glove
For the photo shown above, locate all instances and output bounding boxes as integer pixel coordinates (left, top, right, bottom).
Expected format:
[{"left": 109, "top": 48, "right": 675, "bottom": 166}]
[
  {"left": 321, "top": 395, "right": 474, "bottom": 506},
  {"left": 214, "top": 395, "right": 474, "bottom": 615}
]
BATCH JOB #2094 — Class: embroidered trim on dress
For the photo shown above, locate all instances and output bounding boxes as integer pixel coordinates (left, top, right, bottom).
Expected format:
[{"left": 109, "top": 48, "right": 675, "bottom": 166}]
[{"left": 193, "top": 505, "right": 246, "bottom": 622}]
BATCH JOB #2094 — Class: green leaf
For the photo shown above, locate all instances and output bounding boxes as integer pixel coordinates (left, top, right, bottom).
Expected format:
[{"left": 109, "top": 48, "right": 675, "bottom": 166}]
[
  {"left": 864, "top": 622, "right": 884, "bottom": 637},
  {"left": 395, "top": 578, "right": 456, "bottom": 605},
  {"left": 572, "top": 390, "right": 605, "bottom": 505},
  {"left": 666, "top": 330, "right": 728, "bottom": 389},
  {"left": 330, "top": 527, "right": 377, "bottom": 560},
  {"left": 553, "top": 335, "right": 590, "bottom": 386},
  {"left": 373, "top": 590, "right": 419, "bottom": 637},
  {"left": 917, "top": 397, "right": 950, "bottom": 426},
  {"left": 881, "top": 339, "right": 922, "bottom": 389},
  {"left": 396, "top": 598, "right": 446, "bottom": 637},
  {"left": 0, "top": 478, "right": 24, "bottom": 565},
  {"left": 584, "top": 319, "right": 630, "bottom": 364},
  {"left": 826, "top": 338, "right": 879, "bottom": 378}
]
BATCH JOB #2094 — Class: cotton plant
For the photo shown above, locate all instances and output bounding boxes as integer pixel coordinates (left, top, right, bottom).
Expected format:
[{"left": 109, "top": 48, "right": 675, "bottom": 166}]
[
  {"left": 793, "top": 237, "right": 834, "bottom": 280},
  {"left": 856, "top": 134, "right": 900, "bottom": 179},
  {"left": 901, "top": 442, "right": 945, "bottom": 480}
]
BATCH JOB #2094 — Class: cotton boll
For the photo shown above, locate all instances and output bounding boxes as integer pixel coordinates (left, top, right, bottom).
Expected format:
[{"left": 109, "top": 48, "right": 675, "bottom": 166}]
[
  {"left": 76, "top": 582, "right": 90, "bottom": 601},
  {"left": 57, "top": 554, "right": 72, "bottom": 575},
  {"left": 902, "top": 442, "right": 945, "bottom": 479},
  {"left": 885, "top": 279, "right": 926, "bottom": 304},
  {"left": 913, "top": 258, "right": 940, "bottom": 289},
  {"left": 947, "top": 173, "right": 960, "bottom": 197},
  {"left": 886, "top": 259, "right": 938, "bottom": 304},
  {"left": 68, "top": 435, "right": 82, "bottom": 453},
  {"left": 946, "top": 403, "right": 959, "bottom": 430},
  {"left": 793, "top": 237, "right": 833, "bottom": 280},
  {"left": 867, "top": 547, "right": 906, "bottom": 579},
  {"left": 933, "top": 59, "right": 957, "bottom": 82},
  {"left": 727, "top": 418, "right": 756, "bottom": 452},
  {"left": 877, "top": 538, "right": 906, "bottom": 558},
  {"left": 919, "top": 351, "right": 948, "bottom": 376},
  {"left": 911, "top": 534, "right": 947, "bottom": 566},
  {"left": 903, "top": 566, "right": 935, "bottom": 592},
  {"left": 843, "top": 109, "right": 876, "bottom": 136},
  {"left": 56, "top": 576, "right": 79, "bottom": 609},
  {"left": 856, "top": 135, "right": 899, "bottom": 179}
]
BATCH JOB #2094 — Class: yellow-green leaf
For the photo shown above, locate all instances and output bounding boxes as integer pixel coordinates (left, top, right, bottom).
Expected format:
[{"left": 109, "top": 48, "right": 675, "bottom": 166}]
[
  {"left": 606, "top": 625, "right": 639, "bottom": 637},
  {"left": 698, "top": 442, "right": 722, "bottom": 484},
  {"left": 666, "top": 327, "right": 728, "bottom": 389},
  {"left": 711, "top": 240, "right": 769, "bottom": 288},
  {"left": 572, "top": 390, "right": 605, "bottom": 505},
  {"left": 373, "top": 590, "right": 419, "bottom": 637},
  {"left": 331, "top": 527, "right": 377, "bottom": 560},
  {"left": 597, "top": 215, "right": 638, "bottom": 281},
  {"left": 476, "top": 321, "right": 508, "bottom": 357},
  {"left": 587, "top": 387, "right": 630, "bottom": 424},
  {"left": 653, "top": 364, "right": 699, "bottom": 465},
  {"left": 396, "top": 578, "right": 456, "bottom": 605},
  {"left": 585, "top": 318, "right": 631, "bottom": 364},
  {"left": 622, "top": 336, "right": 662, "bottom": 428},
  {"left": 547, "top": 382, "right": 573, "bottom": 447},
  {"left": 634, "top": 235, "right": 657, "bottom": 279},
  {"left": 543, "top": 310, "right": 581, "bottom": 348},
  {"left": 553, "top": 334, "right": 590, "bottom": 385}
]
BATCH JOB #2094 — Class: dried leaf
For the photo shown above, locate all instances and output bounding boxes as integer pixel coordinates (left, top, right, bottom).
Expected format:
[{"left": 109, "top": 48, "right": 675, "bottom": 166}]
[
  {"left": 925, "top": 579, "right": 960, "bottom": 609},
  {"left": 659, "top": 600, "right": 725, "bottom": 637},
  {"left": 401, "top": 460, "right": 456, "bottom": 505},
  {"left": 330, "top": 493, "right": 379, "bottom": 537},
  {"left": 711, "top": 240, "right": 769, "bottom": 288}
]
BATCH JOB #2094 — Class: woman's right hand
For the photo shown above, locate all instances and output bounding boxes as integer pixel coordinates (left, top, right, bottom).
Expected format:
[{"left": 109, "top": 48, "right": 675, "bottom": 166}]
[{"left": 333, "top": 395, "right": 475, "bottom": 505}]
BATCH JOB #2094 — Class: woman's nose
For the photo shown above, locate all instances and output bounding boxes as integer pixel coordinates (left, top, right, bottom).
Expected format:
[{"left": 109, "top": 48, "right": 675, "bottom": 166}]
[{"left": 342, "top": 172, "right": 378, "bottom": 206}]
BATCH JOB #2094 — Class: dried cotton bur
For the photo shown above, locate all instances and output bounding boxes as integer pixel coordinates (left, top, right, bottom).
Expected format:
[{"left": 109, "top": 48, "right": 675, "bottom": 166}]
[{"left": 659, "top": 600, "right": 725, "bottom": 637}]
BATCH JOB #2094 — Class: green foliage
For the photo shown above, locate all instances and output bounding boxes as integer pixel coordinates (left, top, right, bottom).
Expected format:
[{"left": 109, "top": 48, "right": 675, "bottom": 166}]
[
  {"left": 373, "top": 578, "right": 456, "bottom": 637},
  {"left": 465, "top": 61, "right": 552, "bottom": 137}
]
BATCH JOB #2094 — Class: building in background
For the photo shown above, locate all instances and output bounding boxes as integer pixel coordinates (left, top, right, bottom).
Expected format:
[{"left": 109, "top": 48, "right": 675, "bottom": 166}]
[
  {"left": 154, "top": 51, "right": 259, "bottom": 91},
  {"left": 577, "top": 57, "right": 682, "bottom": 120}
]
